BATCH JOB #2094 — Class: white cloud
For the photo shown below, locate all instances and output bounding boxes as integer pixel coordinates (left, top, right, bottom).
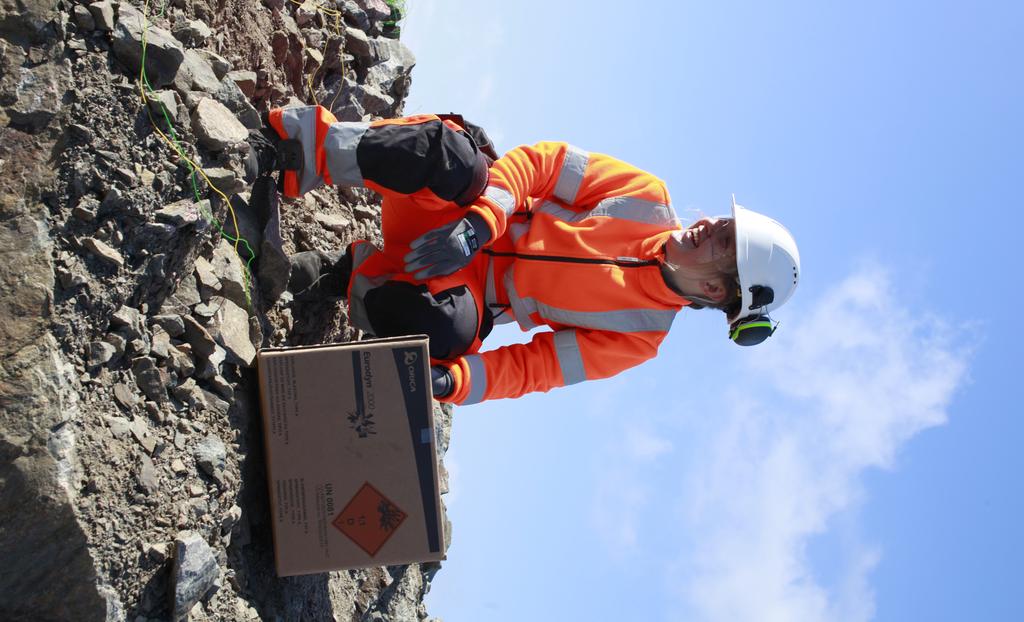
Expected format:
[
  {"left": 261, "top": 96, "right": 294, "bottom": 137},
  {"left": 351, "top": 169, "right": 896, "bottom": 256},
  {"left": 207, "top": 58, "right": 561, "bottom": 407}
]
[
  {"left": 589, "top": 425, "right": 672, "bottom": 554},
  {"left": 625, "top": 427, "right": 674, "bottom": 461},
  {"left": 672, "top": 265, "right": 969, "bottom": 622}
]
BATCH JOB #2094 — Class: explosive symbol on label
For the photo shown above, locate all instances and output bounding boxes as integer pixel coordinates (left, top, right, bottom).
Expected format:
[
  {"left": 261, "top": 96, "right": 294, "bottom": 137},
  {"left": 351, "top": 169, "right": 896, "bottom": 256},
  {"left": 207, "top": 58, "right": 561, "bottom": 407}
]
[{"left": 332, "top": 482, "right": 408, "bottom": 556}]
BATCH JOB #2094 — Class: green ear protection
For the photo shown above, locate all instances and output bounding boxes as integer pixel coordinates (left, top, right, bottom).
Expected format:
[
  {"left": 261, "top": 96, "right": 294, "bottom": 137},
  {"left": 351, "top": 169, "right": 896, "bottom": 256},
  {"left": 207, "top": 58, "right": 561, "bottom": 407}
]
[
  {"left": 729, "top": 285, "right": 778, "bottom": 346},
  {"left": 730, "top": 315, "right": 777, "bottom": 346}
]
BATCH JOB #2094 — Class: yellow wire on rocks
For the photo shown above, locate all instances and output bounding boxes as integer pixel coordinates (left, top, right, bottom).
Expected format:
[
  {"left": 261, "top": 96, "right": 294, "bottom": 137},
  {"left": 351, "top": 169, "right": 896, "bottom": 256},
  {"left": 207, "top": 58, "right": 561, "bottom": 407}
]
[
  {"left": 138, "top": 0, "right": 256, "bottom": 308},
  {"left": 136, "top": 0, "right": 355, "bottom": 308}
]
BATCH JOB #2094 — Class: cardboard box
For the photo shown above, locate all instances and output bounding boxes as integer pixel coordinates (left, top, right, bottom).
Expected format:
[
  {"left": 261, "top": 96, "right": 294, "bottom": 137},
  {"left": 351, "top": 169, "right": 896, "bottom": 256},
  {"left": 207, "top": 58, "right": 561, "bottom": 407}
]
[{"left": 256, "top": 336, "right": 445, "bottom": 576}]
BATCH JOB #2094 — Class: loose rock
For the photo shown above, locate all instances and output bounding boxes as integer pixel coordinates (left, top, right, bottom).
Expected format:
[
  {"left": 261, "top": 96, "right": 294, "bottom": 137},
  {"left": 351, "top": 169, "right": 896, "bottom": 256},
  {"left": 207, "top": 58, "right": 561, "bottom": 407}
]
[
  {"left": 212, "top": 77, "right": 262, "bottom": 129},
  {"left": 208, "top": 297, "right": 255, "bottom": 367},
  {"left": 112, "top": 4, "right": 185, "bottom": 88},
  {"left": 151, "top": 314, "right": 186, "bottom": 337},
  {"left": 131, "top": 357, "right": 168, "bottom": 402},
  {"left": 113, "top": 383, "right": 138, "bottom": 410},
  {"left": 193, "top": 436, "right": 227, "bottom": 485},
  {"left": 181, "top": 315, "right": 217, "bottom": 360},
  {"left": 151, "top": 328, "right": 173, "bottom": 359},
  {"left": 147, "top": 90, "right": 181, "bottom": 124},
  {"left": 191, "top": 98, "right": 248, "bottom": 151},
  {"left": 87, "top": 1, "right": 116, "bottom": 31},
  {"left": 197, "top": 50, "right": 231, "bottom": 80},
  {"left": 315, "top": 212, "right": 352, "bottom": 236},
  {"left": 82, "top": 237, "right": 124, "bottom": 268},
  {"left": 175, "top": 49, "right": 222, "bottom": 95},
  {"left": 171, "top": 532, "right": 219, "bottom": 621},
  {"left": 193, "top": 256, "right": 221, "bottom": 292},
  {"left": 172, "top": 19, "right": 213, "bottom": 47},
  {"left": 138, "top": 455, "right": 160, "bottom": 494},
  {"left": 130, "top": 417, "right": 158, "bottom": 454},
  {"left": 88, "top": 341, "right": 117, "bottom": 367},
  {"left": 226, "top": 70, "right": 257, "bottom": 98},
  {"left": 111, "top": 306, "right": 144, "bottom": 340},
  {"left": 210, "top": 239, "right": 249, "bottom": 308},
  {"left": 156, "top": 199, "right": 206, "bottom": 229},
  {"left": 73, "top": 5, "right": 95, "bottom": 30}
]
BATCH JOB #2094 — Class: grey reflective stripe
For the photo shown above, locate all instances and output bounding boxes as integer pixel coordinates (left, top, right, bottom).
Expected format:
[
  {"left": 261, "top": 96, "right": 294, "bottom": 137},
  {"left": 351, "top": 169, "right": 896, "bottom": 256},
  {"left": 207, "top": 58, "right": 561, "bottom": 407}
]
[
  {"left": 509, "top": 222, "right": 529, "bottom": 243},
  {"left": 504, "top": 267, "right": 538, "bottom": 330},
  {"left": 280, "top": 107, "right": 323, "bottom": 195},
  {"left": 351, "top": 240, "right": 376, "bottom": 270},
  {"left": 535, "top": 200, "right": 576, "bottom": 222},
  {"left": 537, "top": 197, "right": 677, "bottom": 227},
  {"left": 347, "top": 242, "right": 388, "bottom": 332},
  {"left": 553, "top": 330, "right": 586, "bottom": 385},
  {"left": 483, "top": 185, "right": 516, "bottom": 215},
  {"left": 324, "top": 121, "right": 370, "bottom": 186},
  {"left": 552, "top": 146, "right": 589, "bottom": 204},
  {"left": 520, "top": 299, "right": 677, "bottom": 333},
  {"left": 590, "top": 196, "right": 679, "bottom": 227},
  {"left": 463, "top": 355, "right": 487, "bottom": 405}
]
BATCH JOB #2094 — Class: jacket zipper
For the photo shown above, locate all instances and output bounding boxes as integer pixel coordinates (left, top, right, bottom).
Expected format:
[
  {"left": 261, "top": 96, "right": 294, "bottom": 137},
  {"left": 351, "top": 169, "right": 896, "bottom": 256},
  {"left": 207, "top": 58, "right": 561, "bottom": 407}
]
[{"left": 482, "top": 248, "right": 660, "bottom": 268}]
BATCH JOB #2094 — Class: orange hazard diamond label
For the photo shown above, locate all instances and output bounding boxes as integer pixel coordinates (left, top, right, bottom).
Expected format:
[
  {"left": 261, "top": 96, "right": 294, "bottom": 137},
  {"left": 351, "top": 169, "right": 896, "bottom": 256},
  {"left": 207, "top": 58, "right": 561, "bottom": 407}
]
[{"left": 332, "top": 482, "right": 408, "bottom": 556}]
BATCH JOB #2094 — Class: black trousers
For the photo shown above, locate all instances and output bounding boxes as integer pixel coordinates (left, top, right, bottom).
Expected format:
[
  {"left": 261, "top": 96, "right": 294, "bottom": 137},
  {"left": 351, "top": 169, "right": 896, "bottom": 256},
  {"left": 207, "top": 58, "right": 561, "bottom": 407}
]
[
  {"left": 362, "top": 281, "right": 493, "bottom": 360},
  {"left": 347, "top": 114, "right": 498, "bottom": 359}
]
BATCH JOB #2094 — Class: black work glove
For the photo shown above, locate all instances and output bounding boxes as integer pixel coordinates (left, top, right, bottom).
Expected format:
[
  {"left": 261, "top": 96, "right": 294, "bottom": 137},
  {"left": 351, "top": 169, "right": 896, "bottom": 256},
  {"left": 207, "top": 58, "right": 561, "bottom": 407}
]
[
  {"left": 430, "top": 365, "right": 453, "bottom": 399},
  {"left": 403, "top": 212, "right": 492, "bottom": 280}
]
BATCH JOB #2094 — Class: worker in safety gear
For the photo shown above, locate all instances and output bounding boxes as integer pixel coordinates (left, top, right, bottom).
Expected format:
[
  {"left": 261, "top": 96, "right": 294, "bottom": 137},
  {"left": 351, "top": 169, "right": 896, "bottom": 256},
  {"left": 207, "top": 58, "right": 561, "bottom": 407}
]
[{"left": 248, "top": 105, "right": 800, "bottom": 406}]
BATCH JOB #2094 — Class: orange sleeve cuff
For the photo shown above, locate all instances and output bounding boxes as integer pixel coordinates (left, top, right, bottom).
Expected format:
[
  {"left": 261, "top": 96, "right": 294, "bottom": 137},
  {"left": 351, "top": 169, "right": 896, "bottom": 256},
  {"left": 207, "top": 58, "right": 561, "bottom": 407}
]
[
  {"left": 467, "top": 197, "right": 506, "bottom": 244},
  {"left": 435, "top": 358, "right": 471, "bottom": 404}
]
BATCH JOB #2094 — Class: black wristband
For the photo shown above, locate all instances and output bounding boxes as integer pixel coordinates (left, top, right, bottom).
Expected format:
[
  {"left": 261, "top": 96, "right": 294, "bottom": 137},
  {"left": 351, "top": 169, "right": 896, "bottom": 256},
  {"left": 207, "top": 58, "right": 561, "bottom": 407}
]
[{"left": 430, "top": 366, "right": 453, "bottom": 398}]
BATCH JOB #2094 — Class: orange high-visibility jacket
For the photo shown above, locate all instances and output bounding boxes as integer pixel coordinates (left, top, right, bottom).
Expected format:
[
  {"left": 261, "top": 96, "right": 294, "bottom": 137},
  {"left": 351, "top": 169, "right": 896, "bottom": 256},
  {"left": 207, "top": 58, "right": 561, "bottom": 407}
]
[{"left": 443, "top": 141, "right": 691, "bottom": 405}]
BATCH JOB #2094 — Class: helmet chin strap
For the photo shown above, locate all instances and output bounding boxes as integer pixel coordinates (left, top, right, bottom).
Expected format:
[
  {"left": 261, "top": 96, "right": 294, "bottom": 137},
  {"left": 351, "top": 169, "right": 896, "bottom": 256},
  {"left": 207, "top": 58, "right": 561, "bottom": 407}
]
[{"left": 684, "top": 293, "right": 719, "bottom": 307}]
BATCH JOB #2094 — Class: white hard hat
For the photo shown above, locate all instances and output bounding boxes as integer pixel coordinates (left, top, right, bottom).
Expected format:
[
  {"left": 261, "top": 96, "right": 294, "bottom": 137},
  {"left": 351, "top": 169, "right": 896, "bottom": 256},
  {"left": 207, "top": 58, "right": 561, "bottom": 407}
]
[{"left": 728, "top": 196, "right": 801, "bottom": 344}]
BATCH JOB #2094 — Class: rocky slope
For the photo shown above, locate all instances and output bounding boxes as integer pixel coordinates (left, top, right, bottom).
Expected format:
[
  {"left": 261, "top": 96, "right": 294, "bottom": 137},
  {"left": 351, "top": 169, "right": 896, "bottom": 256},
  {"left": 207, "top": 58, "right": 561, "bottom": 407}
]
[{"left": 0, "top": 1, "right": 453, "bottom": 620}]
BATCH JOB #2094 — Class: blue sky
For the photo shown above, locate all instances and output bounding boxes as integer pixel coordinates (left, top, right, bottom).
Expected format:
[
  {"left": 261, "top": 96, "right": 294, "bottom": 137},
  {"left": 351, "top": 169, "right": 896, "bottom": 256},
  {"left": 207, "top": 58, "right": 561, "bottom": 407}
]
[{"left": 399, "top": 1, "right": 1023, "bottom": 620}]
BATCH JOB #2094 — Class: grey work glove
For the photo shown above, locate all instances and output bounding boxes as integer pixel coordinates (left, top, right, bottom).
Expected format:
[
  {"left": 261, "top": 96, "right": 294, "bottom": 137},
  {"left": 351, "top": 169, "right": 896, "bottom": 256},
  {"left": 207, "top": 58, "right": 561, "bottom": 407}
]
[
  {"left": 431, "top": 365, "right": 453, "bottom": 399},
  {"left": 404, "top": 212, "right": 492, "bottom": 280}
]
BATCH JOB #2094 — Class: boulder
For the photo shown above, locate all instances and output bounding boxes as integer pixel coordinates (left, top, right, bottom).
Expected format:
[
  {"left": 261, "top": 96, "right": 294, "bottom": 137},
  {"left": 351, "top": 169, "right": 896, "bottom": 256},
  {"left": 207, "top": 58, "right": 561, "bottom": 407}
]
[
  {"left": 226, "top": 70, "right": 257, "bottom": 98},
  {"left": 146, "top": 89, "right": 182, "bottom": 124},
  {"left": 71, "top": 4, "right": 94, "bottom": 30},
  {"left": 82, "top": 237, "right": 124, "bottom": 268},
  {"left": 151, "top": 314, "right": 186, "bottom": 337},
  {"left": 208, "top": 297, "right": 256, "bottom": 367},
  {"left": 156, "top": 198, "right": 207, "bottom": 229},
  {"left": 366, "top": 38, "right": 416, "bottom": 95},
  {"left": 5, "top": 60, "right": 69, "bottom": 132},
  {"left": 343, "top": 25, "right": 371, "bottom": 57},
  {"left": 193, "top": 436, "right": 227, "bottom": 484},
  {"left": 170, "top": 532, "right": 218, "bottom": 621},
  {"left": 201, "top": 167, "right": 242, "bottom": 196},
  {"left": 0, "top": 0, "right": 60, "bottom": 44},
  {"left": 172, "top": 19, "right": 213, "bottom": 47},
  {"left": 131, "top": 357, "right": 168, "bottom": 402},
  {"left": 212, "top": 77, "right": 261, "bottom": 129},
  {"left": 87, "top": 340, "right": 117, "bottom": 367},
  {"left": 174, "top": 49, "right": 222, "bottom": 95},
  {"left": 197, "top": 50, "right": 231, "bottom": 80},
  {"left": 190, "top": 98, "right": 248, "bottom": 151},
  {"left": 181, "top": 316, "right": 217, "bottom": 360},
  {"left": 86, "top": 0, "right": 115, "bottom": 31},
  {"left": 112, "top": 4, "right": 185, "bottom": 89},
  {"left": 211, "top": 239, "right": 250, "bottom": 309}
]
